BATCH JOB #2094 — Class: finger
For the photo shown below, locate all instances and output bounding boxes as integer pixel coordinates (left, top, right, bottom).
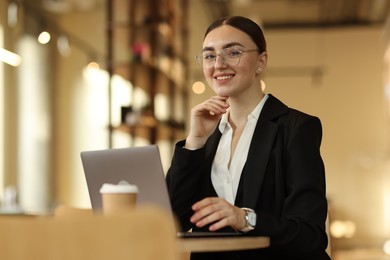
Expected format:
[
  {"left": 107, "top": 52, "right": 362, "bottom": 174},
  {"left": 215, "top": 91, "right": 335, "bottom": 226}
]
[
  {"left": 195, "top": 206, "right": 237, "bottom": 231},
  {"left": 203, "top": 204, "right": 243, "bottom": 231},
  {"left": 190, "top": 198, "right": 223, "bottom": 224},
  {"left": 209, "top": 217, "right": 231, "bottom": 231},
  {"left": 191, "top": 198, "right": 233, "bottom": 226},
  {"left": 190, "top": 202, "right": 218, "bottom": 223},
  {"left": 192, "top": 97, "right": 229, "bottom": 118},
  {"left": 193, "top": 208, "right": 225, "bottom": 228},
  {"left": 211, "top": 95, "right": 229, "bottom": 102},
  {"left": 202, "top": 101, "right": 229, "bottom": 116},
  {"left": 208, "top": 96, "right": 230, "bottom": 109},
  {"left": 192, "top": 197, "right": 218, "bottom": 211},
  {"left": 208, "top": 206, "right": 243, "bottom": 231}
]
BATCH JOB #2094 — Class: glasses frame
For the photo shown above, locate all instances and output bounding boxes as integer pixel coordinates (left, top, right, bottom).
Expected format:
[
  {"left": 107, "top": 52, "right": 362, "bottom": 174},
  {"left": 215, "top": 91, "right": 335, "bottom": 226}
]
[{"left": 195, "top": 47, "right": 260, "bottom": 69}]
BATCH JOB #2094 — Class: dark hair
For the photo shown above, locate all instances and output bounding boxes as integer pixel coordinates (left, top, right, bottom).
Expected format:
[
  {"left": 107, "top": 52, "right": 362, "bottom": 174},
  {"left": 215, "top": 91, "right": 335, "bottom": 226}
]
[{"left": 204, "top": 16, "right": 267, "bottom": 53}]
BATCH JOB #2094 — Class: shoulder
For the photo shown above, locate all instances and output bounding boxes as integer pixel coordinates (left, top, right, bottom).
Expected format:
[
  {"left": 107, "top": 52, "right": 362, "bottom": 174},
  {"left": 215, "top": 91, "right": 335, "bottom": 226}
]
[
  {"left": 262, "top": 95, "right": 323, "bottom": 147},
  {"left": 264, "top": 94, "right": 322, "bottom": 127}
]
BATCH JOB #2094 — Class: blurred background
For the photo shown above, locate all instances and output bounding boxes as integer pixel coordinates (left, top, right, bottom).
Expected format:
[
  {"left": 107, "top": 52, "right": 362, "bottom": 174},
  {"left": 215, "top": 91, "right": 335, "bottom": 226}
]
[{"left": 1, "top": 0, "right": 390, "bottom": 258}]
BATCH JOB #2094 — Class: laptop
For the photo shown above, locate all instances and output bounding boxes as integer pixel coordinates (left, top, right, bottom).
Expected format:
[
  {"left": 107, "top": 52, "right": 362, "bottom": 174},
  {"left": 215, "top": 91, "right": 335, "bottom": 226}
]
[{"left": 80, "top": 145, "right": 242, "bottom": 238}]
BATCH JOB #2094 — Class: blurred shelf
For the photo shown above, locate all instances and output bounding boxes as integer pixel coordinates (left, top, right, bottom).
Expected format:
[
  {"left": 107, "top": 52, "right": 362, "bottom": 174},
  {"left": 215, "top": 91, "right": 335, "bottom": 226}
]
[{"left": 107, "top": 0, "right": 189, "bottom": 147}]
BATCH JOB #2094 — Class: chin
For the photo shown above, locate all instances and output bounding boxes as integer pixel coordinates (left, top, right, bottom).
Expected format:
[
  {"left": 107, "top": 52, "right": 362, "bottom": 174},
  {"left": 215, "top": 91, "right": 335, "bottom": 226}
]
[
  {"left": 215, "top": 91, "right": 229, "bottom": 97},
  {"left": 213, "top": 87, "right": 230, "bottom": 97}
]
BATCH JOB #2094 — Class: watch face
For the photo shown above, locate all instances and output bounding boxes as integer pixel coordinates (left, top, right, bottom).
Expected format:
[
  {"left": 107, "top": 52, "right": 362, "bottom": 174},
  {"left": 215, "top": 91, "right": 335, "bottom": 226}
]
[{"left": 248, "top": 211, "right": 257, "bottom": 226}]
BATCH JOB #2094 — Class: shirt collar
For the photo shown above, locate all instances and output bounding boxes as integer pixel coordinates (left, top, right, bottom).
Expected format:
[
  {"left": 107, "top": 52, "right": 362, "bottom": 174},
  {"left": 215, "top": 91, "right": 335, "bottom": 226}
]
[
  {"left": 218, "top": 94, "right": 269, "bottom": 133},
  {"left": 218, "top": 110, "right": 229, "bottom": 133},
  {"left": 249, "top": 93, "right": 269, "bottom": 121}
]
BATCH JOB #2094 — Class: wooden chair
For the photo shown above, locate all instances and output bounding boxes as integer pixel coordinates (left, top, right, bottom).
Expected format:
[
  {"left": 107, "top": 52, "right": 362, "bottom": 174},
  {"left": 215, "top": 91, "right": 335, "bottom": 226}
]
[{"left": 0, "top": 206, "right": 180, "bottom": 260}]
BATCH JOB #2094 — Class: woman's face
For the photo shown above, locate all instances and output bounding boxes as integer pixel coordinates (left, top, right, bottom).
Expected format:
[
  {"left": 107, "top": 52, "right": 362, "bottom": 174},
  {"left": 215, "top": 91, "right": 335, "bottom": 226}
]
[{"left": 202, "top": 25, "right": 266, "bottom": 98}]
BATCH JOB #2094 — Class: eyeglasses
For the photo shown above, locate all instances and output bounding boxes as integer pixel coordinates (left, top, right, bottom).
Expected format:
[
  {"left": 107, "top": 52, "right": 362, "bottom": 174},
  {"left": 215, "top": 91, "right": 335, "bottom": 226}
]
[{"left": 195, "top": 47, "right": 260, "bottom": 69}]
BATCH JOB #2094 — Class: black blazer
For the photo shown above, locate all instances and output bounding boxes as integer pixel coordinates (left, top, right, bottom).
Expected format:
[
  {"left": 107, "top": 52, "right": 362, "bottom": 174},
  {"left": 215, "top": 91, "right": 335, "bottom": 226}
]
[{"left": 166, "top": 94, "right": 330, "bottom": 260}]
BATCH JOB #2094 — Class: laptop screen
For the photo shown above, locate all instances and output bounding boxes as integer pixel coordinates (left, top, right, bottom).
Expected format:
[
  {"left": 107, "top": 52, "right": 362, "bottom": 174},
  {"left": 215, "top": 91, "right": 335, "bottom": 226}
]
[{"left": 80, "top": 145, "right": 172, "bottom": 213}]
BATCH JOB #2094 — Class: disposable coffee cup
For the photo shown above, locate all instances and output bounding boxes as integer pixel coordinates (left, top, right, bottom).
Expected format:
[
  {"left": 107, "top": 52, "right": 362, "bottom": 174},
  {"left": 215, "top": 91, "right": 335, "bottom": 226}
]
[{"left": 99, "top": 181, "right": 138, "bottom": 215}]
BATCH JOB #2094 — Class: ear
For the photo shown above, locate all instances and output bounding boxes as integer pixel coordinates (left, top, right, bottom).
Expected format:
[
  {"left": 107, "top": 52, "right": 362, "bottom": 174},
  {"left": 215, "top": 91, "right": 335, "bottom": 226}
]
[{"left": 256, "top": 52, "right": 267, "bottom": 73}]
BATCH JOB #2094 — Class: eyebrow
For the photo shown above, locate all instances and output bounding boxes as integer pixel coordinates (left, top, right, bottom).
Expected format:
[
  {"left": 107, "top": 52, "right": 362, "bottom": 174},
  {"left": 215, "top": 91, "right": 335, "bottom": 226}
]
[{"left": 202, "top": 42, "right": 245, "bottom": 52}]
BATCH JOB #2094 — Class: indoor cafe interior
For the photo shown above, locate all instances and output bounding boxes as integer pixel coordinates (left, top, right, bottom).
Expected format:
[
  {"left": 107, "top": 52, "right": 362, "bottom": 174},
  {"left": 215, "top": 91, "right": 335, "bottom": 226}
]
[{"left": 1, "top": 0, "right": 390, "bottom": 259}]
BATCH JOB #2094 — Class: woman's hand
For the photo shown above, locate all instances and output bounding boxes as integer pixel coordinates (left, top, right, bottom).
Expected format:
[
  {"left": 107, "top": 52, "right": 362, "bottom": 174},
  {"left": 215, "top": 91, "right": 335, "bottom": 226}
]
[
  {"left": 185, "top": 96, "right": 229, "bottom": 149},
  {"left": 190, "top": 197, "right": 246, "bottom": 231}
]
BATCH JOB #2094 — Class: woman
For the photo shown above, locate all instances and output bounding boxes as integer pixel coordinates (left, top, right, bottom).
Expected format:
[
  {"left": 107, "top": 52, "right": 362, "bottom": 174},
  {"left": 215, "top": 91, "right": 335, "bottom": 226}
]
[{"left": 166, "top": 16, "right": 330, "bottom": 259}]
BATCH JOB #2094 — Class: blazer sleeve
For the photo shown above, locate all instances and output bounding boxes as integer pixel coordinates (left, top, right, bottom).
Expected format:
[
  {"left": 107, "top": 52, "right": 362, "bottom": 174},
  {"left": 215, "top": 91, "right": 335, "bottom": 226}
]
[{"left": 166, "top": 141, "right": 206, "bottom": 231}]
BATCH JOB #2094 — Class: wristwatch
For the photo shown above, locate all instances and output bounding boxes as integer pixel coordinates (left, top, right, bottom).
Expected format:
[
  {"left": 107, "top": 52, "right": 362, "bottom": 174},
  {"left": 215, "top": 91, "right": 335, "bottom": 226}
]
[{"left": 240, "top": 207, "right": 256, "bottom": 232}]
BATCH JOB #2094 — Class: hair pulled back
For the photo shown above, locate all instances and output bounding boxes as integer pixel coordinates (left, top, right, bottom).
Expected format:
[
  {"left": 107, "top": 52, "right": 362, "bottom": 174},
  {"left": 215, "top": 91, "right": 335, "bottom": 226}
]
[{"left": 204, "top": 16, "right": 267, "bottom": 53}]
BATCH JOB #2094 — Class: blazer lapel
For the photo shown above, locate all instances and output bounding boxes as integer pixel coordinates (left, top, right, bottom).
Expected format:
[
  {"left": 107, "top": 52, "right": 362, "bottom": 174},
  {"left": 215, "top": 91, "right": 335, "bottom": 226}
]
[
  {"left": 241, "top": 119, "right": 278, "bottom": 208},
  {"left": 240, "top": 94, "right": 288, "bottom": 208},
  {"left": 205, "top": 129, "right": 221, "bottom": 159}
]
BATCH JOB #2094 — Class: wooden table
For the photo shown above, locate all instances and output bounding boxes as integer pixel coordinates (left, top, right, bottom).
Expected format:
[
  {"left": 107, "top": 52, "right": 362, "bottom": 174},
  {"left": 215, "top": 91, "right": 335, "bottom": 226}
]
[{"left": 179, "top": 236, "right": 270, "bottom": 253}]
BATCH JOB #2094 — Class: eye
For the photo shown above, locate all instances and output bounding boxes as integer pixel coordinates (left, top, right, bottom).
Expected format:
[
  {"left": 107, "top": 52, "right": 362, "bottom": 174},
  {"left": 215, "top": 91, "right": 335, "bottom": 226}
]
[
  {"left": 226, "top": 48, "right": 241, "bottom": 58},
  {"left": 202, "top": 52, "right": 216, "bottom": 61}
]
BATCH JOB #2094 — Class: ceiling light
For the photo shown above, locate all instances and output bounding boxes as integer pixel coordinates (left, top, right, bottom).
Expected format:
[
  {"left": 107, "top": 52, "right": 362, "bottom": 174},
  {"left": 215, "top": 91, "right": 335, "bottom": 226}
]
[
  {"left": 38, "top": 31, "right": 51, "bottom": 44},
  {"left": 0, "top": 48, "right": 22, "bottom": 67}
]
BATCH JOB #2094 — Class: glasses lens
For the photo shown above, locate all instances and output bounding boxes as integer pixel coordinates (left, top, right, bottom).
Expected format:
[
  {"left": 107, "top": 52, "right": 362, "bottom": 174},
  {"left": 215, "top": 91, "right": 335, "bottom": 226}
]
[
  {"left": 201, "top": 51, "right": 216, "bottom": 69},
  {"left": 197, "top": 48, "right": 243, "bottom": 69},
  {"left": 224, "top": 48, "right": 242, "bottom": 67}
]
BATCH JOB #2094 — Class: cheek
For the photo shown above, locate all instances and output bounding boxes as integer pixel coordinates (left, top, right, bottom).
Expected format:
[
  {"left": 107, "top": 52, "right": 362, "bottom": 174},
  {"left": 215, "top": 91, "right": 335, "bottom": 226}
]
[
  {"left": 203, "top": 69, "right": 213, "bottom": 78},
  {"left": 239, "top": 63, "right": 257, "bottom": 77},
  {"left": 203, "top": 70, "right": 214, "bottom": 83}
]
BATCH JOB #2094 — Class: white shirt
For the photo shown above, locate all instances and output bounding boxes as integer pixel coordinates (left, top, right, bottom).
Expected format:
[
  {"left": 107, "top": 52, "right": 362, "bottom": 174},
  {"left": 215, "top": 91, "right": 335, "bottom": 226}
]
[{"left": 211, "top": 94, "right": 269, "bottom": 205}]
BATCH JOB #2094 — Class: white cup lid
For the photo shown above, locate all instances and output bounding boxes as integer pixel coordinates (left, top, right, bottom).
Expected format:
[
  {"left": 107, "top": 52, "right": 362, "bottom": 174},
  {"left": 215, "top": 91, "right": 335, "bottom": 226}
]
[{"left": 99, "top": 180, "right": 138, "bottom": 194}]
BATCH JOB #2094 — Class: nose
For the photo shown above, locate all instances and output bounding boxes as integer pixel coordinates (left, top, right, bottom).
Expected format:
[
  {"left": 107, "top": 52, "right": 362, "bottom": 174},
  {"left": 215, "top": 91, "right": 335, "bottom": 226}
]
[{"left": 214, "top": 54, "right": 227, "bottom": 68}]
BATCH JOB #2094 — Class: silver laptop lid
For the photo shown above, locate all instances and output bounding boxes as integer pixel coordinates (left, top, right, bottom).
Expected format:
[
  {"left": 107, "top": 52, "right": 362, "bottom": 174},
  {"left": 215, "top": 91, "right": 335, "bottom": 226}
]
[{"left": 80, "top": 145, "right": 172, "bottom": 213}]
